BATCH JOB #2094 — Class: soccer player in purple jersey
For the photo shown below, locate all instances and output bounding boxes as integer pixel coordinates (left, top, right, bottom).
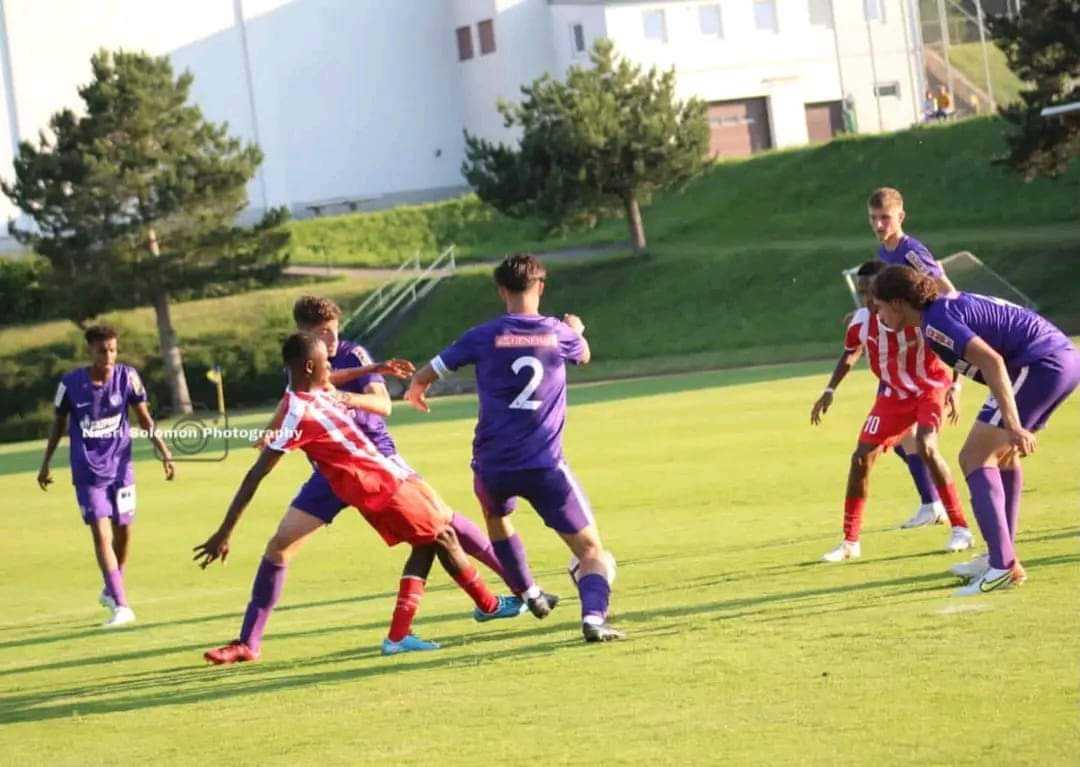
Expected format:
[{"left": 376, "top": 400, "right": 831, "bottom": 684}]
[
  {"left": 38, "top": 325, "right": 175, "bottom": 627},
  {"left": 406, "top": 254, "right": 624, "bottom": 642},
  {"left": 200, "top": 297, "right": 523, "bottom": 663},
  {"left": 868, "top": 187, "right": 957, "bottom": 296},
  {"left": 873, "top": 267, "right": 1080, "bottom": 596}
]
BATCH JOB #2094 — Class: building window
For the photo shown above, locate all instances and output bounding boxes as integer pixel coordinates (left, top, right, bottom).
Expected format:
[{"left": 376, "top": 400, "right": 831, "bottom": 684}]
[
  {"left": 698, "top": 4, "right": 722, "bottom": 38},
  {"left": 874, "top": 81, "right": 901, "bottom": 98},
  {"left": 864, "top": 0, "right": 886, "bottom": 22},
  {"left": 456, "top": 25, "right": 473, "bottom": 61},
  {"left": 571, "top": 23, "right": 587, "bottom": 55},
  {"left": 642, "top": 9, "right": 667, "bottom": 42},
  {"left": 753, "top": 0, "right": 779, "bottom": 34},
  {"left": 808, "top": 0, "right": 833, "bottom": 28},
  {"left": 478, "top": 19, "right": 496, "bottom": 55}
]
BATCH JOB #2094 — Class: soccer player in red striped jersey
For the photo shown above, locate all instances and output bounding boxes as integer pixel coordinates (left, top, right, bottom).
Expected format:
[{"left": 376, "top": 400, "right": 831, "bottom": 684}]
[
  {"left": 194, "top": 332, "right": 516, "bottom": 662},
  {"left": 810, "top": 261, "right": 972, "bottom": 561}
]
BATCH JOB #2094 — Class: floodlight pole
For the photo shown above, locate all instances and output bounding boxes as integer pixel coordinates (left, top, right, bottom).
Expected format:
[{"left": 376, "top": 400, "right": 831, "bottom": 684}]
[
  {"left": 935, "top": 0, "right": 955, "bottom": 104},
  {"left": 974, "top": 0, "right": 995, "bottom": 111}
]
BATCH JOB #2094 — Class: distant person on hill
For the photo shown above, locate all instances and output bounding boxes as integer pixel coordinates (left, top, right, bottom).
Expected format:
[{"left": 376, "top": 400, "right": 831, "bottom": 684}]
[
  {"left": 933, "top": 85, "right": 953, "bottom": 120},
  {"left": 922, "top": 89, "right": 938, "bottom": 122},
  {"left": 37, "top": 324, "right": 175, "bottom": 628}
]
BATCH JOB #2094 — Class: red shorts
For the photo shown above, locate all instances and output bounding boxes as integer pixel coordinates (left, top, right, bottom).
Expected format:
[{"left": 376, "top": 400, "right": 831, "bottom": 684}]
[
  {"left": 859, "top": 388, "right": 946, "bottom": 448},
  {"left": 358, "top": 476, "right": 451, "bottom": 547}
]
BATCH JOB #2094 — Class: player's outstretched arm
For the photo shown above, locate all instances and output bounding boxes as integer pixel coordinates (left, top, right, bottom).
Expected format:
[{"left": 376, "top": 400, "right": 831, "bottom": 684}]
[
  {"left": 37, "top": 413, "right": 67, "bottom": 490},
  {"left": 405, "top": 364, "right": 439, "bottom": 413},
  {"left": 330, "top": 358, "right": 415, "bottom": 386},
  {"left": 962, "top": 337, "right": 1036, "bottom": 455},
  {"left": 332, "top": 381, "right": 393, "bottom": 417},
  {"left": 811, "top": 348, "right": 862, "bottom": 425},
  {"left": 253, "top": 398, "right": 289, "bottom": 450},
  {"left": 133, "top": 402, "right": 175, "bottom": 480},
  {"left": 193, "top": 448, "right": 283, "bottom": 568}
]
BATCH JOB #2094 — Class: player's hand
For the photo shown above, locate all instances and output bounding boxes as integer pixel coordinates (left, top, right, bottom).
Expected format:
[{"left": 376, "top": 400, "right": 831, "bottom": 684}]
[
  {"left": 404, "top": 384, "right": 429, "bottom": 413},
  {"left": 563, "top": 313, "right": 585, "bottom": 335},
  {"left": 252, "top": 432, "right": 271, "bottom": 450},
  {"left": 163, "top": 455, "right": 176, "bottom": 481},
  {"left": 810, "top": 391, "right": 833, "bottom": 425},
  {"left": 945, "top": 386, "right": 961, "bottom": 425},
  {"left": 37, "top": 466, "right": 53, "bottom": 491},
  {"left": 193, "top": 529, "right": 231, "bottom": 569},
  {"left": 1006, "top": 426, "right": 1037, "bottom": 457},
  {"left": 374, "top": 358, "right": 416, "bottom": 379}
]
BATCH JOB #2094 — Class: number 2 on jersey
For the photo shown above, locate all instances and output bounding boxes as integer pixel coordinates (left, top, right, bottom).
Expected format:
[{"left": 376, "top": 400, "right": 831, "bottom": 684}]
[{"left": 509, "top": 356, "right": 544, "bottom": 410}]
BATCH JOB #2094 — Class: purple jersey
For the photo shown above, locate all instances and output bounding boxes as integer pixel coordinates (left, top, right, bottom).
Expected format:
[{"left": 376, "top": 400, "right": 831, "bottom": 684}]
[
  {"left": 333, "top": 339, "right": 396, "bottom": 457},
  {"left": 922, "top": 293, "right": 1075, "bottom": 382},
  {"left": 433, "top": 314, "right": 587, "bottom": 472},
  {"left": 878, "top": 235, "right": 945, "bottom": 279},
  {"left": 54, "top": 364, "right": 146, "bottom": 486}
]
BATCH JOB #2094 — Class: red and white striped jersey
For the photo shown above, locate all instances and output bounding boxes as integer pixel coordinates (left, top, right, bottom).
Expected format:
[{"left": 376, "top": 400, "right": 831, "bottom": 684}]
[
  {"left": 269, "top": 389, "right": 409, "bottom": 511},
  {"left": 844, "top": 307, "right": 951, "bottom": 399}
]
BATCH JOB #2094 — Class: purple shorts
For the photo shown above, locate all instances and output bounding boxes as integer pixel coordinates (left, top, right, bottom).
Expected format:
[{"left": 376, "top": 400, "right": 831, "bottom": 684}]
[
  {"left": 291, "top": 453, "right": 417, "bottom": 524},
  {"left": 473, "top": 462, "right": 595, "bottom": 535},
  {"left": 977, "top": 348, "right": 1080, "bottom": 431},
  {"left": 75, "top": 482, "right": 135, "bottom": 526}
]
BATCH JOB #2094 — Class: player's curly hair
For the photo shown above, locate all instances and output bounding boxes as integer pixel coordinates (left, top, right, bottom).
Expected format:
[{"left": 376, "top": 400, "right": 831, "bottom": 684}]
[
  {"left": 494, "top": 253, "right": 546, "bottom": 292},
  {"left": 84, "top": 325, "right": 118, "bottom": 345},
  {"left": 281, "top": 331, "right": 322, "bottom": 366},
  {"left": 872, "top": 265, "right": 941, "bottom": 309},
  {"left": 293, "top": 296, "right": 342, "bottom": 327}
]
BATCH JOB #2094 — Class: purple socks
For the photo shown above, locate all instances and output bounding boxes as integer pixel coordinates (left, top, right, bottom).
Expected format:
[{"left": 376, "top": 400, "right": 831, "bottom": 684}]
[
  {"left": 240, "top": 557, "right": 287, "bottom": 652},
  {"left": 1000, "top": 464, "right": 1023, "bottom": 540},
  {"left": 104, "top": 569, "right": 128, "bottom": 607},
  {"left": 491, "top": 534, "right": 535, "bottom": 596},
  {"left": 966, "top": 467, "right": 1015, "bottom": 570},
  {"left": 451, "top": 514, "right": 508, "bottom": 584},
  {"left": 578, "top": 573, "right": 610, "bottom": 622},
  {"left": 895, "top": 445, "right": 939, "bottom": 505}
]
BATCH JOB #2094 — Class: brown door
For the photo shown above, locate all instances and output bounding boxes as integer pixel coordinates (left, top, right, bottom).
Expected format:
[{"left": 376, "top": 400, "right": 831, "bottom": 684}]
[
  {"left": 707, "top": 98, "right": 772, "bottom": 157},
  {"left": 805, "top": 101, "right": 844, "bottom": 143}
]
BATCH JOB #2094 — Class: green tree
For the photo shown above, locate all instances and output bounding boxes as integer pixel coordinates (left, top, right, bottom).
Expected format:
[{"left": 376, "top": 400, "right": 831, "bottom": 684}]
[
  {"left": 988, "top": 1, "right": 1080, "bottom": 180},
  {"left": 3, "top": 50, "right": 289, "bottom": 414},
  {"left": 463, "top": 39, "right": 709, "bottom": 253}
]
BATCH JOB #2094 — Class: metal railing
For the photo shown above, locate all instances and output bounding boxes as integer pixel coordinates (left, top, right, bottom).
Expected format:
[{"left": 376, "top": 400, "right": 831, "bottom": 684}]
[{"left": 341, "top": 245, "right": 456, "bottom": 341}]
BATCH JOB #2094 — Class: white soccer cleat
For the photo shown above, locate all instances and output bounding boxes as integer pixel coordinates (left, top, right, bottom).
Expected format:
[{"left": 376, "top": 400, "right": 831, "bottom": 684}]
[
  {"left": 822, "top": 540, "right": 861, "bottom": 563},
  {"left": 949, "top": 554, "right": 990, "bottom": 580},
  {"left": 103, "top": 605, "right": 136, "bottom": 628},
  {"left": 98, "top": 589, "right": 116, "bottom": 611},
  {"left": 952, "top": 566, "right": 1013, "bottom": 597},
  {"left": 945, "top": 526, "right": 975, "bottom": 553},
  {"left": 901, "top": 501, "right": 947, "bottom": 529}
]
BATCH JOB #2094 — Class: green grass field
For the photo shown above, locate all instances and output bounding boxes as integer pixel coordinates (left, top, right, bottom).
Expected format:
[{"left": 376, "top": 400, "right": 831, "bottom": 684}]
[{"left": 2, "top": 363, "right": 1078, "bottom": 765}]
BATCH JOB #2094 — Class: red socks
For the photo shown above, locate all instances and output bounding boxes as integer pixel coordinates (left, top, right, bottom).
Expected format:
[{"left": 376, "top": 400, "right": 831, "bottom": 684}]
[
  {"left": 844, "top": 497, "right": 866, "bottom": 542},
  {"left": 388, "top": 576, "right": 425, "bottom": 642},
  {"left": 936, "top": 483, "right": 968, "bottom": 528},
  {"left": 453, "top": 566, "right": 498, "bottom": 614}
]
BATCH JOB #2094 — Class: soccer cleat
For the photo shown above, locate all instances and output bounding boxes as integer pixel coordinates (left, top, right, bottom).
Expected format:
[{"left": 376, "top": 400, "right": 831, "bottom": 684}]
[
  {"left": 474, "top": 595, "right": 527, "bottom": 622},
  {"left": 98, "top": 589, "right": 116, "bottom": 611},
  {"left": 949, "top": 554, "right": 989, "bottom": 580},
  {"left": 821, "top": 540, "right": 861, "bottom": 563},
  {"left": 381, "top": 634, "right": 441, "bottom": 656},
  {"left": 945, "top": 526, "right": 975, "bottom": 553},
  {"left": 901, "top": 502, "right": 947, "bottom": 529},
  {"left": 204, "top": 640, "right": 260, "bottom": 665},
  {"left": 952, "top": 566, "right": 1014, "bottom": 597},
  {"left": 525, "top": 591, "right": 560, "bottom": 619},
  {"left": 582, "top": 621, "right": 625, "bottom": 643},
  {"left": 102, "top": 605, "right": 136, "bottom": 628}
]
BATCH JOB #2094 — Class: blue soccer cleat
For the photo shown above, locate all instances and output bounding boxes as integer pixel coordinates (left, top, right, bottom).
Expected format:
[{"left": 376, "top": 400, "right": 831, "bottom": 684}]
[
  {"left": 473, "top": 595, "right": 527, "bottom": 622},
  {"left": 381, "top": 634, "right": 442, "bottom": 656}
]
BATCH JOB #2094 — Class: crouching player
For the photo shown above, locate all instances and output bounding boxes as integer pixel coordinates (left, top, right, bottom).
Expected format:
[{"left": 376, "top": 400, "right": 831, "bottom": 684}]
[
  {"left": 811, "top": 262, "right": 972, "bottom": 561},
  {"left": 195, "top": 333, "right": 519, "bottom": 662},
  {"left": 407, "top": 254, "right": 623, "bottom": 643},
  {"left": 872, "top": 266, "right": 1080, "bottom": 595},
  {"left": 38, "top": 325, "right": 175, "bottom": 627}
]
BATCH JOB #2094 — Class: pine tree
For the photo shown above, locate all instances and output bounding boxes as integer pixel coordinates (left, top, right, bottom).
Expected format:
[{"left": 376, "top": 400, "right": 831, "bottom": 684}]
[
  {"left": 3, "top": 50, "right": 288, "bottom": 414},
  {"left": 463, "top": 39, "right": 709, "bottom": 252},
  {"left": 988, "top": 1, "right": 1080, "bottom": 180}
]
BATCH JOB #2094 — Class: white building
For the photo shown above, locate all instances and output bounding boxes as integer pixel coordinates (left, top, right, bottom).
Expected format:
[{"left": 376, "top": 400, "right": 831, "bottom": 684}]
[{"left": 0, "top": 0, "right": 926, "bottom": 224}]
